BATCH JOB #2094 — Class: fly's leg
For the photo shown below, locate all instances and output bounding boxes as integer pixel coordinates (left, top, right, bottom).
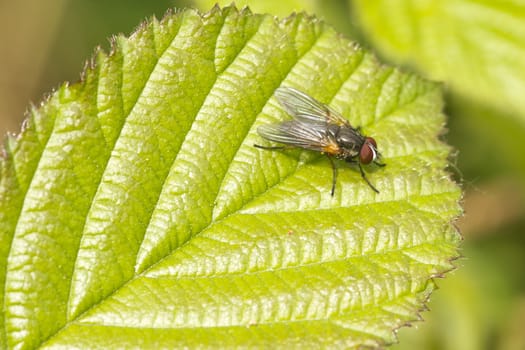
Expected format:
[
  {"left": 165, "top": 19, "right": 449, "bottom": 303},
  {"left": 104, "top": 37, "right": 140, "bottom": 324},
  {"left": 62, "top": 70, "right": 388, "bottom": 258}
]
[
  {"left": 358, "top": 163, "right": 380, "bottom": 193},
  {"left": 374, "top": 160, "right": 386, "bottom": 167},
  {"left": 327, "top": 156, "right": 338, "bottom": 196}
]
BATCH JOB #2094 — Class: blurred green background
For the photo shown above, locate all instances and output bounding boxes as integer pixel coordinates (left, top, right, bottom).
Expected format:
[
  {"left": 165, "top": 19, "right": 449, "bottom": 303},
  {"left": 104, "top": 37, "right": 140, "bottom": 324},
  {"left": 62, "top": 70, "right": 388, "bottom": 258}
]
[{"left": 1, "top": 1, "right": 524, "bottom": 349}]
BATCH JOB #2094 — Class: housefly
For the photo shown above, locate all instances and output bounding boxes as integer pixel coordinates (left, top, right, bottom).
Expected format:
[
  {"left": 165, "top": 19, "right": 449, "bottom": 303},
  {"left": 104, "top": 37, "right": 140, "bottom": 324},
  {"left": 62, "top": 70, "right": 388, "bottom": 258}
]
[{"left": 254, "top": 87, "right": 385, "bottom": 196}]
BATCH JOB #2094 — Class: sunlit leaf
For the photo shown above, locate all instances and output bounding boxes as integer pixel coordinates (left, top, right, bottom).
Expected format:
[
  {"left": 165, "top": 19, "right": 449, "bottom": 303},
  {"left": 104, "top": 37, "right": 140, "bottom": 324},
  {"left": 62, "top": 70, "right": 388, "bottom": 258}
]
[{"left": 0, "top": 6, "right": 461, "bottom": 349}]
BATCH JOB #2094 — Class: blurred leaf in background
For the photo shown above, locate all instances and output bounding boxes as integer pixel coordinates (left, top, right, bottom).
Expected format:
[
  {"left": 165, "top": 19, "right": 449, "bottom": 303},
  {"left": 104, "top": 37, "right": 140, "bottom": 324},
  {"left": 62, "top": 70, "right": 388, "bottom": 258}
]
[
  {"left": 1, "top": 0, "right": 524, "bottom": 349},
  {"left": 352, "top": 0, "right": 525, "bottom": 123}
]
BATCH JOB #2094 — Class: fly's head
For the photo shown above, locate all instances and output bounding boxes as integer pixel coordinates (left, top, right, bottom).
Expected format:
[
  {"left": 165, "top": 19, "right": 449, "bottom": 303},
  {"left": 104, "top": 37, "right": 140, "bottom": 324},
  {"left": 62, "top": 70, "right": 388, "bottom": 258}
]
[{"left": 359, "top": 137, "right": 379, "bottom": 164}]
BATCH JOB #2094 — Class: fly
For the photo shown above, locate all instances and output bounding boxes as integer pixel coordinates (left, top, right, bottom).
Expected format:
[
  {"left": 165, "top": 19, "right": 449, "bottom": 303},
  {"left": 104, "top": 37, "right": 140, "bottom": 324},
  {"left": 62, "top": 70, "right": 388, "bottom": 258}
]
[{"left": 254, "top": 87, "right": 385, "bottom": 196}]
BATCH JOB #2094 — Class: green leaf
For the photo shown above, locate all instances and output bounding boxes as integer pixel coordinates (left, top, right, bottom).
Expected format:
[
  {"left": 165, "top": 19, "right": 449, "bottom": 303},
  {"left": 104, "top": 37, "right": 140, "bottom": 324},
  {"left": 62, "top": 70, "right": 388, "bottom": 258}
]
[
  {"left": 351, "top": 0, "right": 525, "bottom": 125},
  {"left": 193, "top": 0, "right": 319, "bottom": 17},
  {"left": 0, "top": 6, "right": 461, "bottom": 349},
  {"left": 193, "top": 0, "right": 358, "bottom": 38}
]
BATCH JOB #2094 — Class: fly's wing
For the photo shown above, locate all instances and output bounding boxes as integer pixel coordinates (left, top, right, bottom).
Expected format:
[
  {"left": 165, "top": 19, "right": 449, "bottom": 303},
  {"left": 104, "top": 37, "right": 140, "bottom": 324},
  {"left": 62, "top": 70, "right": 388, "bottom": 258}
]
[
  {"left": 275, "top": 87, "right": 350, "bottom": 126},
  {"left": 257, "top": 120, "right": 340, "bottom": 154}
]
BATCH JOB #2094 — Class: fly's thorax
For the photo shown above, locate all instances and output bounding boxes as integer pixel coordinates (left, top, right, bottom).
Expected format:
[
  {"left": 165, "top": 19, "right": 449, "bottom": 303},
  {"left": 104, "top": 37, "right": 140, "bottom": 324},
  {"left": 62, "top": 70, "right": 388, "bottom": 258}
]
[{"left": 334, "top": 126, "right": 365, "bottom": 153}]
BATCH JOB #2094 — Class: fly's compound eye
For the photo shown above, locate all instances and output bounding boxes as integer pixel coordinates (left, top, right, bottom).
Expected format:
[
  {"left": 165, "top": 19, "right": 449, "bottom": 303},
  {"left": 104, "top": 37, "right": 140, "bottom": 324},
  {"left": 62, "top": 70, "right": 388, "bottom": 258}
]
[
  {"left": 359, "top": 138, "right": 377, "bottom": 164},
  {"left": 366, "top": 137, "right": 377, "bottom": 149}
]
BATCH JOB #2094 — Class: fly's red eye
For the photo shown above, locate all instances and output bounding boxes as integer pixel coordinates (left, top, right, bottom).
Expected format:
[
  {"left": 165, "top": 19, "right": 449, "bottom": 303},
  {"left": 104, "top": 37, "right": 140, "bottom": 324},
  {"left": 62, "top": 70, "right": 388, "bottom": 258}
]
[
  {"left": 360, "top": 138, "right": 378, "bottom": 164},
  {"left": 366, "top": 137, "right": 377, "bottom": 149},
  {"left": 359, "top": 144, "right": 374, "bottom": 164}
]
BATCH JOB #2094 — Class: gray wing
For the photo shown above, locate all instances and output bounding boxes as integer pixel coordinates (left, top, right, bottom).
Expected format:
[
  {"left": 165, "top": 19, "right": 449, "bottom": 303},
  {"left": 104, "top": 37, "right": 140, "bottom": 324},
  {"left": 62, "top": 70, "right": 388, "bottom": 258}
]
[
  {"left": 257, "top": 120, "right": 337, "bottom": 153},
  {"left": 275, "top": 87, "right": 350, "bottom": 126}
]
